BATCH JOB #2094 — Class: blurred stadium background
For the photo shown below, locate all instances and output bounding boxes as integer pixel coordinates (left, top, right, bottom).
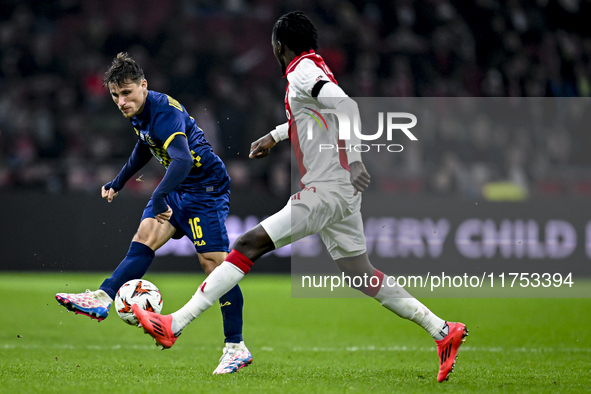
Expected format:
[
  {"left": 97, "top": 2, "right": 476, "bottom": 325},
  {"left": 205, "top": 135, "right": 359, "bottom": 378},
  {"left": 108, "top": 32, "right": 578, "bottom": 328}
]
[{"left": 1, "top": 0, "right": 591, "bottom": 276}]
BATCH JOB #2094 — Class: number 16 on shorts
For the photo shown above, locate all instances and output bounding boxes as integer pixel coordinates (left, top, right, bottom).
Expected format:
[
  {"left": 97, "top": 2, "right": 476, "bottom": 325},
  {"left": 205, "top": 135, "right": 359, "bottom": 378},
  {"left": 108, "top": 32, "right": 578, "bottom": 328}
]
[{"left": 189, "top": 217, "right": 206, "bottom": 246}]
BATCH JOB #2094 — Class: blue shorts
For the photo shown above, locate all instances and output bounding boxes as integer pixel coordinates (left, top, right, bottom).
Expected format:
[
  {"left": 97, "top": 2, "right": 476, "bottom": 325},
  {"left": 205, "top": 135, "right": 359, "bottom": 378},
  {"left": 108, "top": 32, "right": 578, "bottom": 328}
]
[{"left": 141, "top": 188, "right": 230, "bottom": 254}]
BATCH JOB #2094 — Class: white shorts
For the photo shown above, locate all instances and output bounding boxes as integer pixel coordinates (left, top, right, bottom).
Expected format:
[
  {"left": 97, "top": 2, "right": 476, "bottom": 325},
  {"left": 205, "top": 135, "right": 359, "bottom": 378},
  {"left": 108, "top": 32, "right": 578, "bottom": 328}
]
[{"left": 260, "top": 182, "right": 367, "bottom": 260}]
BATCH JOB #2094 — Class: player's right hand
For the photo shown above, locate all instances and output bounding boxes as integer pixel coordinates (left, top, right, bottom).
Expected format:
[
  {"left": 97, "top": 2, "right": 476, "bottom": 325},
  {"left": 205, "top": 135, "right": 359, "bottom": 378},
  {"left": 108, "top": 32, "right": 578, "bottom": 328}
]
[
  {"left": 155, "top": 207, "right": 173, "bottom": 224},
  {"left": 349, "top": 161, "right": 371, "bottom": 195},
  {"left": 249, "top": 133, "right": 276, "bottom": 159},
  {"left": 101, "top": 185, "right": 118, "bottom": 202}
]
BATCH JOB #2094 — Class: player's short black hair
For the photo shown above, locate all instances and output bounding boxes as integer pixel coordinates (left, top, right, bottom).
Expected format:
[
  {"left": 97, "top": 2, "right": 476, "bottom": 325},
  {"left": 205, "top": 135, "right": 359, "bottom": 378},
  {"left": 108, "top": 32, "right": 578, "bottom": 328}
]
[
  {"left": 273, "top": 11, "right": 318, "bottom": 55},
  {"left": 103, "top": 52, "right": 145, "bottom": 87}
]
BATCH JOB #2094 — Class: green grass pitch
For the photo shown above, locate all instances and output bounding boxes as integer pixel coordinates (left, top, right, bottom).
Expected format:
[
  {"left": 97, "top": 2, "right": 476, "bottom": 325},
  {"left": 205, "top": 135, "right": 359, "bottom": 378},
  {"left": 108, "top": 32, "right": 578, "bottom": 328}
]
[{"left": 1, "top": 272, "right": 590, "bottom": 393}]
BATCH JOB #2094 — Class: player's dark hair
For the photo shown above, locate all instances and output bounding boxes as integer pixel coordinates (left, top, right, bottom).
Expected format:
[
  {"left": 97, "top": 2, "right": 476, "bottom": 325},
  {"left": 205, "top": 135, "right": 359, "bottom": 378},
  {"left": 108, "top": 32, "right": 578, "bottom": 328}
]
[
  {"left": 103, "top": 52, "right": 145, "bottom": 87},
  {"left": 273, "top": 11, "right": 318, "bottom": 55}
]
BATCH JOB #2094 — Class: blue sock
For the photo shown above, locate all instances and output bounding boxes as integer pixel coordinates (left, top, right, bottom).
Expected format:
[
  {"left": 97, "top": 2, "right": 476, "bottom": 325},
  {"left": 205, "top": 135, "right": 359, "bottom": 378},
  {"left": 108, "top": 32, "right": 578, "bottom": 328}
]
[
  {"left": 219, "top": 285, "right": 244, "bottom": 343},
  {"left": 100, "top": 241, "right": 155, "bottom": 300}
]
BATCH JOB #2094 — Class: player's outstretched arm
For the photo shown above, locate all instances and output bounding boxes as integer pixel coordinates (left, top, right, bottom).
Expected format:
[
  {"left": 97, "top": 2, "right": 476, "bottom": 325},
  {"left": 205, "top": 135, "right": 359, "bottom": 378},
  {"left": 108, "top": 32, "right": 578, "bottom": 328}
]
[
  {"left": 102, "top": 141, "right": 152, "bottom": 203},
  {"left": 150, "top": 135, "right": 193, "bottom": 223}
]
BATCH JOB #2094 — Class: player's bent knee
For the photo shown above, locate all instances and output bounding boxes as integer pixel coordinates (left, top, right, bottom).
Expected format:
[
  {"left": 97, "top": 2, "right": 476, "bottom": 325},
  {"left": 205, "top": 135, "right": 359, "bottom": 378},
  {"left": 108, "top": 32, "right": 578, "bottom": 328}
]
[
  {"left": 335, "top": 253, "right": 374, "bottom": 278},
  {"left": 132, "top": 218, "right": 175, "bottom": 250},
  {"left": 233, "top": 225, "right": 275, "bottom": 261},
  {"left": 132, "top": 234, "right": 158, "bottom": 250}
]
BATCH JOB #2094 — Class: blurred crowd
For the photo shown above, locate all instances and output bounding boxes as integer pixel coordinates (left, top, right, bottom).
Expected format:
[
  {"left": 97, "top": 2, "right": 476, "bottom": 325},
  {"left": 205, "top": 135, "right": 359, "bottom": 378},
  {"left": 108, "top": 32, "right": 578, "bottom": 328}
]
[{"left": 1, "top": 0, "right": 590, "bottom": 200}]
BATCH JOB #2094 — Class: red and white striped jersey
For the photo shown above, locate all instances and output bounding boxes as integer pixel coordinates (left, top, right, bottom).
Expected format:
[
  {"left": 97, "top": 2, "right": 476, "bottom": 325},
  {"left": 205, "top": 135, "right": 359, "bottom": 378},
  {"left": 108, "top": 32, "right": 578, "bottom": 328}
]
[{"left": 284, "top": 50, "right": 351, "bottom": 188}]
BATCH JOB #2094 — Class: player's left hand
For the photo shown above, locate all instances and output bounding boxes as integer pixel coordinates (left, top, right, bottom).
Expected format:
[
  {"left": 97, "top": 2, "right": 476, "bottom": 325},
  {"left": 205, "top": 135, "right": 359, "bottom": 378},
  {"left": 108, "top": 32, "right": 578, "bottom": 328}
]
[
  {"left": 155, "top": 207, "right": 173, "bottom": 224},
  {"left": 349, "top": 161, "right": 371, "bottom": 195}
]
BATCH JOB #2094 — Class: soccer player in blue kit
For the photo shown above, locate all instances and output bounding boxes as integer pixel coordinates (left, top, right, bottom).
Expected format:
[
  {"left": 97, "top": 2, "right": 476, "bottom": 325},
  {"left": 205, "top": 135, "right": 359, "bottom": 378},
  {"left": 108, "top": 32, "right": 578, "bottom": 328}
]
[{"left": 55, "top": 52, "right": 252, "bottom": 374}]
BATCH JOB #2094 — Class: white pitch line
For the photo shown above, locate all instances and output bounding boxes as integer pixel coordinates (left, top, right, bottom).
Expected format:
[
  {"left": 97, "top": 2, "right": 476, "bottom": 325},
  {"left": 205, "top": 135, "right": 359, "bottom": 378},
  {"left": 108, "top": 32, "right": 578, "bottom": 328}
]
[
  {"left": 1, "top": 344, "right": 185, "bottom": 351},
  {"left": 2, "top": 344, "right": 591, "bottom": 353},
  {"left": 280, "top": 346, "right": 591, "bottom": 353}
]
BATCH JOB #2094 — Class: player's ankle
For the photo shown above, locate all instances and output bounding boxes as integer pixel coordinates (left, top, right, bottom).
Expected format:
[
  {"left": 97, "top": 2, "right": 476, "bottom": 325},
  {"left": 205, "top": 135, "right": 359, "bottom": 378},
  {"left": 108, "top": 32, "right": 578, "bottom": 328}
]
[
  {"left": 432, "top": 322, "right": 449, "bottom": 341},
  {"left": 225, "top": 341, "right": 246, "bottom": 350},
  {"left": 170, "top": 314, "right": 184, "bottom": 336},
  {"left": 95, "top": 289, "right": 113, "bottom": 305}
]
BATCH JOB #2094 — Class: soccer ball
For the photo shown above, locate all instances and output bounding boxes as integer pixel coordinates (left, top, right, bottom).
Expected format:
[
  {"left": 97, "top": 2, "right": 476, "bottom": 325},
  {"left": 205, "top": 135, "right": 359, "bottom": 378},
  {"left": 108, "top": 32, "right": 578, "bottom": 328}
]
[{"left": 114, "top": 279, "right": 163, "bottom": 326}]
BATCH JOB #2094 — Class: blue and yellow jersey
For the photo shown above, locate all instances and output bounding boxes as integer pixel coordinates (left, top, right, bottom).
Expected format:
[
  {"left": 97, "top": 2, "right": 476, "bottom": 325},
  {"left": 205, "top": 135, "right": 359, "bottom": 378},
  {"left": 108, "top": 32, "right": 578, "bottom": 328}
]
[{"left": 130, "top": 90, "right": 229, "bottom": 192}]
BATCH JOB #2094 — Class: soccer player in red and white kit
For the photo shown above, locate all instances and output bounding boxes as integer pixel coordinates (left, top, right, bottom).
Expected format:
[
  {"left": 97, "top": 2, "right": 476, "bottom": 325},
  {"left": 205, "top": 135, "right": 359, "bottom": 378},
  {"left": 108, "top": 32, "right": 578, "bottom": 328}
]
[{"left": 134, "top": 11, "right": 468, "bottom": 382}]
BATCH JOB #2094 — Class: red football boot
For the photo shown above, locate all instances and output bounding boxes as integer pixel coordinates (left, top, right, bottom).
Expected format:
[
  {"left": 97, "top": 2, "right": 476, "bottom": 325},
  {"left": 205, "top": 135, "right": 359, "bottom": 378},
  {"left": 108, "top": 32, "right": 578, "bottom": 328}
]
[
  {"left": 132, "top": 303, "right": 180, "bottom": 349},
  {"left": 435, "top": 322, "right": 468, "bottom": 382}
]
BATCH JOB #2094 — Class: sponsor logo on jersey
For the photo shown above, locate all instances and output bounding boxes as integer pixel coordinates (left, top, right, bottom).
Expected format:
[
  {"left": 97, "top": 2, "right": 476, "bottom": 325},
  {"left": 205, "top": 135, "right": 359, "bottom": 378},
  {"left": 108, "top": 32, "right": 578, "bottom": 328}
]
[
  {"left": 140, "top": 132, "right": 157, "bottom": 146},
  {"left": 145, "top": 135, "right": 156, "bottom": 146}
]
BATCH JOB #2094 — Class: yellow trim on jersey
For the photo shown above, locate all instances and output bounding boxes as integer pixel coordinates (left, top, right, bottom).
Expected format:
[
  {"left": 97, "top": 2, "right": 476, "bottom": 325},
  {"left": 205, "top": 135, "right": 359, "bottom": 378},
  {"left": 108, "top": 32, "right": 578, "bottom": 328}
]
[
  {"left": 166, "top": 95, "right": 183, "bottom": 112},
  {"left": 163, "top": 132, "right": 187, "bottom": 150}
]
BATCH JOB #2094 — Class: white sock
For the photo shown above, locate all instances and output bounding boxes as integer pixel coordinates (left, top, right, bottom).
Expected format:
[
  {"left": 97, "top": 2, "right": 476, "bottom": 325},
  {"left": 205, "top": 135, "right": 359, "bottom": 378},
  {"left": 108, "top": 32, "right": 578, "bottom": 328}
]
[
  {"left": 225, "top": 341, "right": 247, "bottom": 351},
  {"left": 95, "top": 289, "right": 113, "bottom": 305},
  {"left": 171, "top": 262, "right": 245, "bottom": 334},
  {"left": 375, "top": 276, "right": 447, "bottom": 340}
]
